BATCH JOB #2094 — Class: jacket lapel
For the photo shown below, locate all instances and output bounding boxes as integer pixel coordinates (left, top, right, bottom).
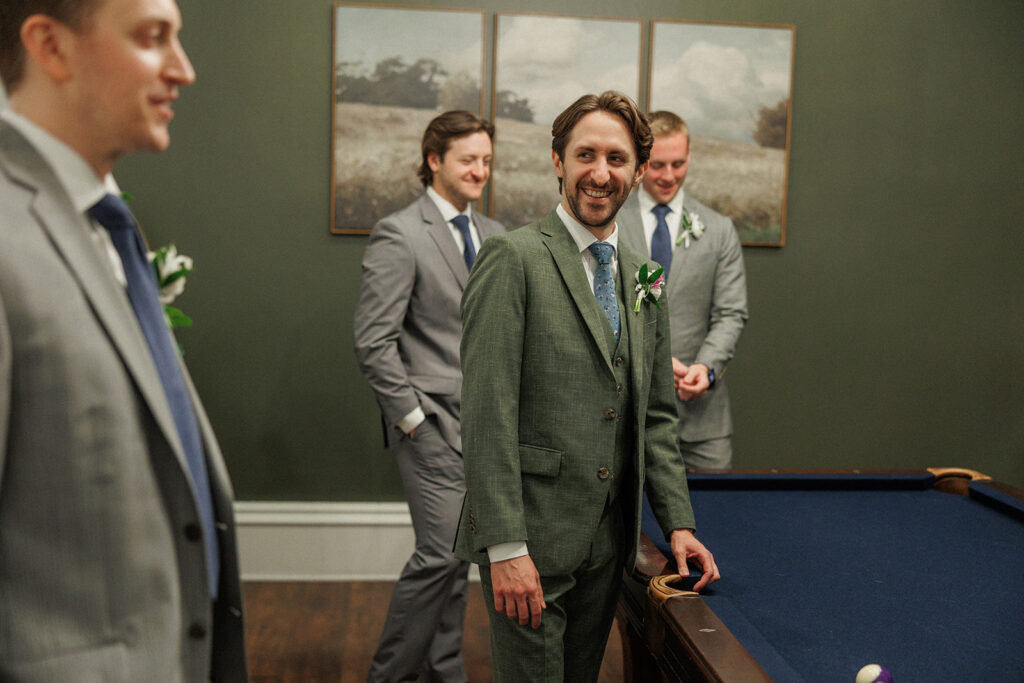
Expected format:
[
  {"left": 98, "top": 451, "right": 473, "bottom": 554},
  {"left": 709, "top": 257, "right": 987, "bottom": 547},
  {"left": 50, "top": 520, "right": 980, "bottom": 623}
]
[
  {"left": 1, "top": 123, "right": 188, "bottom": 466},
  {"left": 619, "top": 246, "right": 653, "bottom": 412},
  {"left": 539, "top": 212, "right": 615, "bottom": 375},
  {"left": 420, "top": 194, "right": 470, "bottom": 289}
]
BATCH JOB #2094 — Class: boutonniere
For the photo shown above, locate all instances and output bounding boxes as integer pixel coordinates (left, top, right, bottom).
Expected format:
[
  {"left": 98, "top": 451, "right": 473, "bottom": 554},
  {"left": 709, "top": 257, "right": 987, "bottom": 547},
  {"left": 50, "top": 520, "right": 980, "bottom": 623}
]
[
  {"left": 148, "top": 244, "right": 194, "bottom": 330},
  {"left": 633, "top": 263, "right": 665, "bottom": 313},
  {"left": 675, "top": 208, "right": 705, "bottom": 249}
]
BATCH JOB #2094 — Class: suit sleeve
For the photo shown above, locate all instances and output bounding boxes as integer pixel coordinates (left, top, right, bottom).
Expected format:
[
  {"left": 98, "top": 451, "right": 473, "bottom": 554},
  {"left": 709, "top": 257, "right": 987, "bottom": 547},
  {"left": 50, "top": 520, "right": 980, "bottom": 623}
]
[
  {"left": 353, "top": 218, "right": 420, "bottom": 428},
  {"left": 459, "top": 235, "right": 530, "bottom": 551},
  {"left": 695, "top": 217, "right": 748, "bottom": 376},
  {"left": 644, "top": 289, "right": 698, "bottom": 533},
  {"left": 0, "top": 289, "right": 9, "bottom": 487}
]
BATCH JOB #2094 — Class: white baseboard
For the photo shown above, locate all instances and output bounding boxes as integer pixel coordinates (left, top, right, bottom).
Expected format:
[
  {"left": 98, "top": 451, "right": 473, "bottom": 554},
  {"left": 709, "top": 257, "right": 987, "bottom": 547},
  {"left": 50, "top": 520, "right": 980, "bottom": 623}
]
[{"left": 234, "top": 501, "right": 479, "bottom": 582}]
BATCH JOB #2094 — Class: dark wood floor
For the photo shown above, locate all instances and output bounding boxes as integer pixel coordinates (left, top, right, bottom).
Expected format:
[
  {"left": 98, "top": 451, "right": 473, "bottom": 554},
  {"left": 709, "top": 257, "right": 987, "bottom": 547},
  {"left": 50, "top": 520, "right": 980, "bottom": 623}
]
[{"left": 243, "top": 581, "right": 624, "bottom": 682}]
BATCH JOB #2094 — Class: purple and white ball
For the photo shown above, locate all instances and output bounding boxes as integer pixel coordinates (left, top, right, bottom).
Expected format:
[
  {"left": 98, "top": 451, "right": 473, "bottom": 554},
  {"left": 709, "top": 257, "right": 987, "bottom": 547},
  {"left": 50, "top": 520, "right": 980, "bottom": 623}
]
[{"left": 856, "top": 664, "right": 893, "bottom": 683}]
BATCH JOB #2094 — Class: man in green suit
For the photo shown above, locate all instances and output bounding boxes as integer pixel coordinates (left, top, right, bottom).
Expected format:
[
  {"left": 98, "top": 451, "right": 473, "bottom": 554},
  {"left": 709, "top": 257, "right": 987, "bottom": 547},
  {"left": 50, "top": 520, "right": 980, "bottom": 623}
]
[{"left": 454, "top": 91, "right": 719, "bottom": 682}]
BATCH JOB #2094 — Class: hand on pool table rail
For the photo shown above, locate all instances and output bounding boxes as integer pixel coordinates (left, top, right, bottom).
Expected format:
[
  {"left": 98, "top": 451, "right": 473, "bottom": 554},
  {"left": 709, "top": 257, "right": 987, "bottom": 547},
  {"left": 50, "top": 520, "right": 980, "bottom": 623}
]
[
  {"left": 491, "top": 554, "right": 547, "bottom": 629},
  {"left": 669, "top": 529, "right": 720, "bottom": 591}
]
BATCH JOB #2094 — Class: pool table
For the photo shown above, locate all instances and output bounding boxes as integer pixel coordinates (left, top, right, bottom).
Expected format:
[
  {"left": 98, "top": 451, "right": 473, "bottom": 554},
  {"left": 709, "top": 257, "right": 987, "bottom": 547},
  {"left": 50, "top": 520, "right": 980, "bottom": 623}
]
[{"left": 617, "top": 468, "right": 1024, "bottom": 682}]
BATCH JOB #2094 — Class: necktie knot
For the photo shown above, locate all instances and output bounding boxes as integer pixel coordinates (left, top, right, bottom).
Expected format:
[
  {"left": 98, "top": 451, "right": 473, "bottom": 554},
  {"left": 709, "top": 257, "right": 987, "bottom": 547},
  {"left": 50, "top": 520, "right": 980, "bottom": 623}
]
[
  {"left": 652, "top": 203, "right": 671, "bottom": 220},
  {"left": 588, "top": 241, "right": 614, "bottom": 265},
  {"left": 89, "top": 193, "right": 136, "bottom": 234}
]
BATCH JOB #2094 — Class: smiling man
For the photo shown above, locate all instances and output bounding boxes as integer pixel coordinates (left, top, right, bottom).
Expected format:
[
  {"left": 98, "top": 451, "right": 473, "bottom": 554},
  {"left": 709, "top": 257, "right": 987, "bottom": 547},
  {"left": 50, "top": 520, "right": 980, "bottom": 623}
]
[
  {"left": 617, "top": 111, "right": 748, "bottom": 470},
  {"left": 454, "top": 92, "right": 719, "bottom": 683},
  {"left": 0, "top": 0, "right": 246, "bottom": 681},
  {"left": 354, "top": 110, "right": 505, "bottom": 683}
]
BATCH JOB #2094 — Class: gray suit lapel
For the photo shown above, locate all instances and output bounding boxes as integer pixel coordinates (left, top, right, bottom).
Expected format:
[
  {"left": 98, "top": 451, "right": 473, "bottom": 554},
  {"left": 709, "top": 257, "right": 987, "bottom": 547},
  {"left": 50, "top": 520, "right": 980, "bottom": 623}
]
[
  {"left": 666, "top": 194, "right": 701, "bottom": 298},
  {"left": 618, "top": 246, "right": 652, "bottom": 410},
  {"left": 1, "top": 123, "right": 187, "bottom": 463},
  {"left": 419, "top": 194, "right": 470, "bottom": 289},
  {"left": 539, "top": 212, "right": 615, "bottom": 375}
]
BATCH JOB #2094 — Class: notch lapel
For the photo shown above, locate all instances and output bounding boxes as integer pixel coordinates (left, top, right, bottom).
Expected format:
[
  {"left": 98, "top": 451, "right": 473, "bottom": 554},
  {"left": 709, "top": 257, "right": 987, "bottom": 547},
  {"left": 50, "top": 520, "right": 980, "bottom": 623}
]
[
  {"left": 539, "top": 212, "right": 615, "bottom": 375},
  {"left": 420, "top": 194, "right": 470, "bottom": 289}
]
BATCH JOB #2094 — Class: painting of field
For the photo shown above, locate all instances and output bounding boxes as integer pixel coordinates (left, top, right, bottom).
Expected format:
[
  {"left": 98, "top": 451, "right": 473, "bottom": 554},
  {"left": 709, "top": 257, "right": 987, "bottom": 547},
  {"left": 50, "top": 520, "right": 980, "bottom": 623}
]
[
  {"left": 490, "top": 13, "right": 642, "bottom": 229},
  {"left": 332, "top": 5, "right": 484, "bottom": 233},
  {"left": 651, "top": 20, "right": 795, "bottom": 246}
]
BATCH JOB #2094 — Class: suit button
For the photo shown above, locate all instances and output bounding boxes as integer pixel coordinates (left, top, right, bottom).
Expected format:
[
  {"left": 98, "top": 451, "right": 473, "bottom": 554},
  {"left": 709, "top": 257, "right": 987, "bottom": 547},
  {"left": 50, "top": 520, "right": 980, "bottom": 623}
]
[
  {"left": 184, "top": 523, "right": 202, "bottom": 541},
  {"left": 603, "top": 409, "right": 616, "bottom": 421},
  {"left": 597, "top": 467, "right": 610, "bottom": 480},
  {"left": 616, "top": 384, "right": 622, "bottom": 393},
  {"left": 615, "top": 356, "right": 624, "bottom": 366},
  {"left": 188, "top": 623, "right": 207, "bottom": 640}
]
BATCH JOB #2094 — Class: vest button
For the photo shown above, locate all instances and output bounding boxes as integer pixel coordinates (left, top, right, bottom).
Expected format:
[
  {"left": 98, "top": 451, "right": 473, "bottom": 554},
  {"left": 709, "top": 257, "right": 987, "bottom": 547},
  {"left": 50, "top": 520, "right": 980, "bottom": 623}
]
[
  {"left": 603, "top": 409, "right": 616, "bottom": 420},
  {"left": 614, "top": 356, "right": 624, "bottom": 366},
  {"left": 597, "top": 467, "right": 610, "bottom": 480},
  {"left": 616, "top": 384, "right": 622, "bottom": 393}
]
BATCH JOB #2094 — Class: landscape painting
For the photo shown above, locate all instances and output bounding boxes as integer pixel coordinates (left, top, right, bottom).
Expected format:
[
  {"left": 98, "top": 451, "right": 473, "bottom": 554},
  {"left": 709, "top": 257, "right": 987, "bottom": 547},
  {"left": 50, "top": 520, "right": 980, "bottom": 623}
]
[
  {"left": 332, "top": 4, "right": 485, "bottom": 234},
  {"left": 490, "top": 14, "right": 642, "bottom": 230},
  {"left": 650, "top": 20, "right": 795, "bottom": 246}
]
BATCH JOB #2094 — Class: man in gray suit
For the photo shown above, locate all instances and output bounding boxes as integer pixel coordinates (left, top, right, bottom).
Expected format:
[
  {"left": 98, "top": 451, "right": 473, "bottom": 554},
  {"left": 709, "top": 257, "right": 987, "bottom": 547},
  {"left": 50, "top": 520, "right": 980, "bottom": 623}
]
[
  {"left": 617, "top": 111, "right": 748, "bottom": 469},
  {"left": 354, "top": 110, "right": 505, "bottom": 683},
  {"left": 0, "top": 0, "right": 246, "bottom": 681}
]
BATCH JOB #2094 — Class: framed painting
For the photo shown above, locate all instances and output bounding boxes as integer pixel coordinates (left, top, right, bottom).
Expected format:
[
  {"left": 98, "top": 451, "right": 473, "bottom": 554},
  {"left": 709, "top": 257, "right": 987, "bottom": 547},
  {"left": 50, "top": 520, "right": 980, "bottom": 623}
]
[
  {"left": 490, "top": 13, "right": 642, "bottom": 230},
  {"left": 331, "top": 4, "right": 486, "bottom": 234},
  {"left": 650, "top": 20, "right": 795, "bottom": 246}
]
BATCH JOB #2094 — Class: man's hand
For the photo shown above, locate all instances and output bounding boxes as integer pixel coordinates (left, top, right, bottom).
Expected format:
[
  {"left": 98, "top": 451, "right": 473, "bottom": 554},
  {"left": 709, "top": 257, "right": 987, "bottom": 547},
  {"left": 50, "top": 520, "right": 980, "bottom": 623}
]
[
  {"left": 673, "top": 359, "right": 710, "bottom": 401},
  {"left": 669, "top": 528, "right": 720, "bottom": 592},
  {"left": 490, "top": 554, "right": 546, "bottom": 629}
]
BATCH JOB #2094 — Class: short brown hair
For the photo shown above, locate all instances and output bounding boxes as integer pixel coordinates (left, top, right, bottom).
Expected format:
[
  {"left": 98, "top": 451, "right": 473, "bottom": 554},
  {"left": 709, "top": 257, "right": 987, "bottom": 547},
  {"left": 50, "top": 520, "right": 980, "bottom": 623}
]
[
  {"left": 0, "top": 0, "right": 104, "bottom": 92},
  {"left": 647, "top": 110, "right": 690, "bottom": 144},
  {"left": 550, "top": 91, "right": 652, "bottom": 192},
  {"left": 418, "top": 110, "right": 495, "bottom": 188}
]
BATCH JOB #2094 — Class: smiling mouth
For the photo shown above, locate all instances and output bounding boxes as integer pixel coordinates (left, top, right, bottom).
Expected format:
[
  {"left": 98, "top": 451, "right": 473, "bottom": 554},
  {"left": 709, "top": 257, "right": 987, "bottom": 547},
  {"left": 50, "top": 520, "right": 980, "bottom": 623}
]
[{"left": 582, "top": 187, "right": 612, "bottom": 199}]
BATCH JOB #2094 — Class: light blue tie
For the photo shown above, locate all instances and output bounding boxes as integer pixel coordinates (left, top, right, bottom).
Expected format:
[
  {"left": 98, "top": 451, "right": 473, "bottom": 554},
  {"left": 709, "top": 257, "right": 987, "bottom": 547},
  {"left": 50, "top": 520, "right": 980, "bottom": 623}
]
[
  {"left": 89, "top": 194, "right": 220, "bottom": 597},
  {"left": 451, "top": 214, "right": 476, "bottom": 271},
  {"left": 651, "top": 203, "right": 673, "bottom": 279},
  {"left": 587, "top": 242, "right": 620, "bottom": 340}
]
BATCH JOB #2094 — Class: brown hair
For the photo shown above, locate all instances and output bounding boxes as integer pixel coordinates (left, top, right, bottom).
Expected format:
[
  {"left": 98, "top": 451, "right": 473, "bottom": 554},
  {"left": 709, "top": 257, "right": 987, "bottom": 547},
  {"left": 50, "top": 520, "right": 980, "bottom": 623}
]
[
  {"left": 647, "top": 110, "right": 690, "bottom": 144},
  {"left": 418, "top": 110, "right": 495, "bottom": 187},
  {"left": 550, "top": 91, "right": 652, "bottom": 191},
  {"left": 0, "top": 0, "right": 104, "bottom": 92}
]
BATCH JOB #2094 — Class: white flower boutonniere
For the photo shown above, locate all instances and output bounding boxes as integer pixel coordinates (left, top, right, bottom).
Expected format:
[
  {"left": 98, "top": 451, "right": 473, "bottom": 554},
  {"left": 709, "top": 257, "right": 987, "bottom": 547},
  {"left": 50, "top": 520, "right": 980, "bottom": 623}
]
[
  {"left": 675, "top": 209, "right": 706, "bottom": 249},
  {"left": 148, "top": 244, "right": 194, "bottom": 330},
  {"left": 633, "top": 263, "right": 665, "bottom": 313}
]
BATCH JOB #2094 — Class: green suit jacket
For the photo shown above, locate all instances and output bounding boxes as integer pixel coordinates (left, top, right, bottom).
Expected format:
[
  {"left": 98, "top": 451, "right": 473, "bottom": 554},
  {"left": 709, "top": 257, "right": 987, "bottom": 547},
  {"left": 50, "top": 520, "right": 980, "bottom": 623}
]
[{"left": 454, "top": 210, "right": 696, "bottom": 575}]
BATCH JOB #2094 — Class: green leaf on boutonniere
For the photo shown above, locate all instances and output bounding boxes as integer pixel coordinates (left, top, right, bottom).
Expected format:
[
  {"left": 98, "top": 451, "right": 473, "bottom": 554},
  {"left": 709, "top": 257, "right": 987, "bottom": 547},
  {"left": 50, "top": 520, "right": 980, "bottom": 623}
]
[
  {"left": 164, "top": 305, "right": 193, "bottom": 328},
  {"left": 638, "top": 263, "right": 649, "bottom": 282},
  {"left": 648, "top": 266, "right": 664, "bottom": 283}
]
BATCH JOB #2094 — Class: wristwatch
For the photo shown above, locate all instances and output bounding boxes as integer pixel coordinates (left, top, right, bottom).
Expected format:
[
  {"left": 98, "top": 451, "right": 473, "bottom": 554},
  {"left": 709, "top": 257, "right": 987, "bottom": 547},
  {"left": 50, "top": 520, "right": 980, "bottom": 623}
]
[{"left": 706, "top": 366, "right": 716, "bottom": 387}]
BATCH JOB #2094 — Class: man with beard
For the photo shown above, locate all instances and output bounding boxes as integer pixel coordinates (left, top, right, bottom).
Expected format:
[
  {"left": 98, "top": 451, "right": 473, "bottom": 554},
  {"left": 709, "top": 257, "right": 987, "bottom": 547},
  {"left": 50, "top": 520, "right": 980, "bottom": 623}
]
[{"left": 453, "top": 92, "right": 719, "bottom": 682}]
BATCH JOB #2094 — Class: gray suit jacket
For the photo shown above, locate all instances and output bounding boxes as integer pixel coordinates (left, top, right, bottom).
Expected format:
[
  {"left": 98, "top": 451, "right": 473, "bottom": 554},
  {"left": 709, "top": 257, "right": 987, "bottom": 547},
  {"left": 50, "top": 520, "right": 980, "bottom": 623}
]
[
  {"left": 0, "top": 120, "right": 246, "bottom": 682},
  {"left": 617, "top": 190, "right": 748, "bottom": 442},
  {"left": 354, "top": 192, "right": 505, "bottom": 453}
]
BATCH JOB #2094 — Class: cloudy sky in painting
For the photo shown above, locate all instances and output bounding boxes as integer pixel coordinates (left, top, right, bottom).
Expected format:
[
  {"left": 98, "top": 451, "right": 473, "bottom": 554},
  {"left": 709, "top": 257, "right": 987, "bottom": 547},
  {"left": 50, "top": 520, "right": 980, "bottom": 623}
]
[
  {"left": 650, "top": 22, "right": 793, "bottom": 144},
  {"left": 335, "top": 7, "right": 483, "bottom": 85},
  {"left": 496, "top": 15, "right": 642, "bottom": 126}
]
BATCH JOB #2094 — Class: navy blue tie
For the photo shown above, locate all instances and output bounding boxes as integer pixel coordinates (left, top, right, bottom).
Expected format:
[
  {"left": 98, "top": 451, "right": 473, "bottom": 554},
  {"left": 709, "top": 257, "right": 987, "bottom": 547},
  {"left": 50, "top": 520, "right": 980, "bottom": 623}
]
[
  {"left": 451, "top": 214, "right": 476, "bottom": 271},
  {"left": 587, "top": 242, "right": 620, "bottom": 340},
  {"left": 89, "top": 194, "right": 220, "bottom": 597},
  {"left": 651, "top": 203, "right": 673, "bottom": 279}
]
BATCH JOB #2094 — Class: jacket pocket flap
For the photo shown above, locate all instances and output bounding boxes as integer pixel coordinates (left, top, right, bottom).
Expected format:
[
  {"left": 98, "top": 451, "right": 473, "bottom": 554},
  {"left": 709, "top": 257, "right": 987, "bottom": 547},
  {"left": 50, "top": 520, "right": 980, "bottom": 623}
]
[
  {"left": 518, "top": 444, "right": 562, "bottom": 477},
  {"left": 410, "top": 375, "right": 457, "bottom": 396}
]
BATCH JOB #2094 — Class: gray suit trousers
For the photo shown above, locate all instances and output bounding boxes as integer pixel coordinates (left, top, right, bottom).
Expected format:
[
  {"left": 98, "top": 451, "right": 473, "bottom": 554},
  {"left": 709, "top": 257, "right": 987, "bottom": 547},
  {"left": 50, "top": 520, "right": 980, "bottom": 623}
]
[{"left": 368, "top": 417, "right": 469, "bottom": 683}]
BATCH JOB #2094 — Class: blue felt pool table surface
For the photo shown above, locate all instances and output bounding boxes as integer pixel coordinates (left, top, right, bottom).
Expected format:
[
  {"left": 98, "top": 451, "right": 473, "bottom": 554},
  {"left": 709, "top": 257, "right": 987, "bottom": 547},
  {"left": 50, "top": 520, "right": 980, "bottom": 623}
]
[{"left": 637, "top": 471, "right": 1024, "bottom": 683}]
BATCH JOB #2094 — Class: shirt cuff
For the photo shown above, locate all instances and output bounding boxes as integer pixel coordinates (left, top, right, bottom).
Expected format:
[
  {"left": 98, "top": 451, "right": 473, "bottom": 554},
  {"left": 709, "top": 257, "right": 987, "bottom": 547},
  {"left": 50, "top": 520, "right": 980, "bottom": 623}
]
[
  {"left": 487, "top": 541, "right": 529, "bottom": 563},
  {"left": 396, "top": 407, "right": 426, "bottom": 434}
]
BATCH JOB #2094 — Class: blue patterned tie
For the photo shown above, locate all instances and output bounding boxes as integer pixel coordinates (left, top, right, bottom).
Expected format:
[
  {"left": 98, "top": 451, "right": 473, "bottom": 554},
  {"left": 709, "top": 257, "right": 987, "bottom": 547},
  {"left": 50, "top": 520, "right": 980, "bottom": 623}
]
[
  {"left": 587, "top": 242, "right": 620, "bottom": 340},
  {"left": 651, "top": 203, "right": 673, "bottom": 279},
  {"left": 451, "top": 214, "right": 476, "bottom": 271},
  {"left": 89, "top": 194, "right": 220, "bottom": 597}
]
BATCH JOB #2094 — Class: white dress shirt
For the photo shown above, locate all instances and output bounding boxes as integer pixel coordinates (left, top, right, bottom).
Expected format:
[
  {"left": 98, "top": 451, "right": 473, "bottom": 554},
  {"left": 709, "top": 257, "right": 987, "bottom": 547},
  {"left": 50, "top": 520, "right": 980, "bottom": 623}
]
[{"left": 637, "top": 186, "right": 685, "bottom": 253}]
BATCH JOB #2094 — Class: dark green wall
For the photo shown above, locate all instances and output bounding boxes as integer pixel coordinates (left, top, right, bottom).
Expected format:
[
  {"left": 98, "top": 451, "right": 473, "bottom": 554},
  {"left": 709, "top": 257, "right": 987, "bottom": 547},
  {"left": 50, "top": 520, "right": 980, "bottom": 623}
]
[{"left": 116, "top": 0, "right": 1024, "bottom": 499}]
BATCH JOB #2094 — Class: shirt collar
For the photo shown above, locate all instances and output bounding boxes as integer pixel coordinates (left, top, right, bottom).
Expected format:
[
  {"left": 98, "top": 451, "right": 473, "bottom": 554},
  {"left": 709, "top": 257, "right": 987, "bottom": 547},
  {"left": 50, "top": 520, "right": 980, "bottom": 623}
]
[
  {"left": 1, "top": 108, "right": 120, "bottom": 214},
  {"left": 426, "top": 185, "right": 472, "bottom": 224},
  {"left": 556, "top": 203, "right": 619, "bottom": 255},
  {"left": 638, "top": 184, "right": 685, "bottom": 218}
]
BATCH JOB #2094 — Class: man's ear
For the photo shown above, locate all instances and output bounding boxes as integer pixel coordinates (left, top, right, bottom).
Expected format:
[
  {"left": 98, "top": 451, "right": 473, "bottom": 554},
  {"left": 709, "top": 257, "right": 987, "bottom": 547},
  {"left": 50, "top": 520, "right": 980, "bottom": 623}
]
[
  {"left": 427, "top": 152, "right": 442, "bottom": 173},
  {"left": 632, "top": 161, "right": 649, "bottom": 189},
  {"left": 20, "top": 14, "right": 76, "bottom": 83},
  {"left": 551, "top": 149, "right": 564, "bottom": 180}
]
